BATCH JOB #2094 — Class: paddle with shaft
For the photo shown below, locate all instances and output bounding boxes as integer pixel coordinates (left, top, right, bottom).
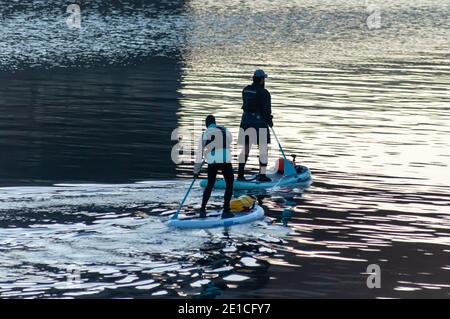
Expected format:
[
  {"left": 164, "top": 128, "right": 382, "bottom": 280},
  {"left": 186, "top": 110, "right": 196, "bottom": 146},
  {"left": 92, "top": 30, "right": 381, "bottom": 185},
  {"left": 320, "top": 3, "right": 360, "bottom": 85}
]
[
  {"left": 270, "top": 126, "right": 297, "bottom": 176},
  {"left": 171, "top": 161, "right": 205, "bottom": 220}
]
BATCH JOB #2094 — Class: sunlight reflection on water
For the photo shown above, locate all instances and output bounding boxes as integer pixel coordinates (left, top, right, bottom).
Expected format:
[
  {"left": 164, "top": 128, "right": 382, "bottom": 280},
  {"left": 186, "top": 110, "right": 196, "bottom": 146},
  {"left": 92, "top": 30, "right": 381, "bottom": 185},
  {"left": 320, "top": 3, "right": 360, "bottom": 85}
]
[{"left": 0, "top": 0, "right": 449, "bottom": 298}]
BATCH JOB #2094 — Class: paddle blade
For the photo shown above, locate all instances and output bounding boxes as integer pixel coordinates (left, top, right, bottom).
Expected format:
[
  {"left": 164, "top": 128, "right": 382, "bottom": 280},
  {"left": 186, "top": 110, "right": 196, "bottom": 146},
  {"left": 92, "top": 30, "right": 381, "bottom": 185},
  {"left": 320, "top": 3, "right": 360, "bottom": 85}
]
[{"left": 284, "top": 159, "right": 297, "bottom": 176}]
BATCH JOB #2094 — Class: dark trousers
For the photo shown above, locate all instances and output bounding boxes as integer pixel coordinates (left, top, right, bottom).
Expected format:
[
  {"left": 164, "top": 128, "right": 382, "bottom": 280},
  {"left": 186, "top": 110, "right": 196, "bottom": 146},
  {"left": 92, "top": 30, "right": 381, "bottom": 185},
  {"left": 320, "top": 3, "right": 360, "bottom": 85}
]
[
  {"left": 201, "top": 163, "right": 234, "bottom": 212},
  {"left": 238, "top": 135, "right": 269, "bottom": 177}
]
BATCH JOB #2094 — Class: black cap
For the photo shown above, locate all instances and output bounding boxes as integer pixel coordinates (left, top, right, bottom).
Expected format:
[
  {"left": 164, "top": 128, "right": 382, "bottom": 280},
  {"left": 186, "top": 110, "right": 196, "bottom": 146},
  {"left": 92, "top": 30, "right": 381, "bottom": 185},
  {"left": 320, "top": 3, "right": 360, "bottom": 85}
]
[
  {"left": 253, "top": 69, "right": 268, "bottom": 78},
  {"left": 205, "top": 114, "right": 216, "bottom": 127}
]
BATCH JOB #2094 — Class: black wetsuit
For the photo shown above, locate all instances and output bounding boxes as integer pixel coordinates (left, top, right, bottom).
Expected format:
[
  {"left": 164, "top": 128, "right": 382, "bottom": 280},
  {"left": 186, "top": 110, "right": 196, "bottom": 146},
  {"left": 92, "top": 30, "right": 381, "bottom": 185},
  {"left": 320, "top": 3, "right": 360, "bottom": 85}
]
[
  {"left": 238, "top": 82, "right": 273, "bottom": 176},
  {"left": 202, "top": 163, "right": 234, "bottom": 212},
  {"left": 240, "top": 82, "right": 273, "bottom": 138},
  {"left": 200, "top": 126, "right": 234, "bottom": 213}
]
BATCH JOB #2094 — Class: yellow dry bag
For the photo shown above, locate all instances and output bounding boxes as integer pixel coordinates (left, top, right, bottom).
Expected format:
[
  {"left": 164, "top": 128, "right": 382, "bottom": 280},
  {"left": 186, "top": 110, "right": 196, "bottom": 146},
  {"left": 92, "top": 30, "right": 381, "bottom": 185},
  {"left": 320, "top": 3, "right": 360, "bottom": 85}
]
[{"left": 230, "top": 195, "right": 256, "bottom": 212}]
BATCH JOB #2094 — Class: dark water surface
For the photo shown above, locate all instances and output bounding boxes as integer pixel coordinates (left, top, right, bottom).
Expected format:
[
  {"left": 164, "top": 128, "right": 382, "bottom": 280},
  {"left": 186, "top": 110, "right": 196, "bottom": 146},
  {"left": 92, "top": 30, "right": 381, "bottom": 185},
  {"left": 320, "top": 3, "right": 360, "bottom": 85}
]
[{"left": 0, "top": 1, "right": 449, "bottom": 298}]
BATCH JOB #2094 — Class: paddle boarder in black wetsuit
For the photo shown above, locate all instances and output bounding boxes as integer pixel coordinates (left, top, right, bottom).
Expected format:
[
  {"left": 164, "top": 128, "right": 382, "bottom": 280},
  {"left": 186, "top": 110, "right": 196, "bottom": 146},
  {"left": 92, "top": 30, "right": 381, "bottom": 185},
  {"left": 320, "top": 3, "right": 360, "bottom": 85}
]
[
  {"left": 238, "top": 69, "right": 273, "bottom": 182},
  {"left": 194, "top": 115, "right": 234, "bottom": 219}
]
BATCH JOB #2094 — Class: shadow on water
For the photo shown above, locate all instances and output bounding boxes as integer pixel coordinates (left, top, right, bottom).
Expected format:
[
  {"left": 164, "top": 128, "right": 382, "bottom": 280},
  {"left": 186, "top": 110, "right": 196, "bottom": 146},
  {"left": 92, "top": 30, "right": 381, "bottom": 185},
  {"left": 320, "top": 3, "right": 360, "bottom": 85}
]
[
  {"left": 0, "top": 0, "right": 192, "bottom": 186},
  {"left": 0, "top": 59, "right": 182, "bottom": 185}
]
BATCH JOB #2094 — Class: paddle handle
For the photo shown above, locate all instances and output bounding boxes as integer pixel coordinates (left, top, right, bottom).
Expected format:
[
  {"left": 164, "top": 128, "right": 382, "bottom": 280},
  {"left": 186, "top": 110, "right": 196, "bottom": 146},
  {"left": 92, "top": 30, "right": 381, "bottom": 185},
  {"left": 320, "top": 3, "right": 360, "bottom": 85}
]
[
  {"left": 270, "top": 126, "right": 297, "bottom": 176},
  {"left": 270, "top": 127, "right": 288, "bottom": 161},
  {"left": 172, "top": 161, "right": 204, "bottom": 220}
]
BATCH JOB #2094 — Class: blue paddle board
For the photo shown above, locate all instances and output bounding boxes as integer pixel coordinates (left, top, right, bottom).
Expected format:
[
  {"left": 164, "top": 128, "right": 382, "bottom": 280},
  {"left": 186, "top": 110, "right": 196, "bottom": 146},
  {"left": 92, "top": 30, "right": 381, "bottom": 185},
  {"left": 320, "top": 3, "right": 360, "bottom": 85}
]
[
  {"left": 167, "top": 204, "right": 264, "bottom": 229},
  {"left": 199, "top": 165, "right": 311, "bottom": 190}
]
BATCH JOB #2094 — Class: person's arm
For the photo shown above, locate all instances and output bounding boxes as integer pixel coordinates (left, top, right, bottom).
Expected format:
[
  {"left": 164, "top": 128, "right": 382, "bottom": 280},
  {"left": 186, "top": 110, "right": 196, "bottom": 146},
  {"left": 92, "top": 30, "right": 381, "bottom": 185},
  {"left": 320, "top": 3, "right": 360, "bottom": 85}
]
[
  {"left": 225, "top": 128, "right": 233, "bottom": 146},
  {"left": 261, "top": 89, "right": 273, "bottom": 127},
  {"left": 194, "top": 133, "right": 205, "bottom": 175}
]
